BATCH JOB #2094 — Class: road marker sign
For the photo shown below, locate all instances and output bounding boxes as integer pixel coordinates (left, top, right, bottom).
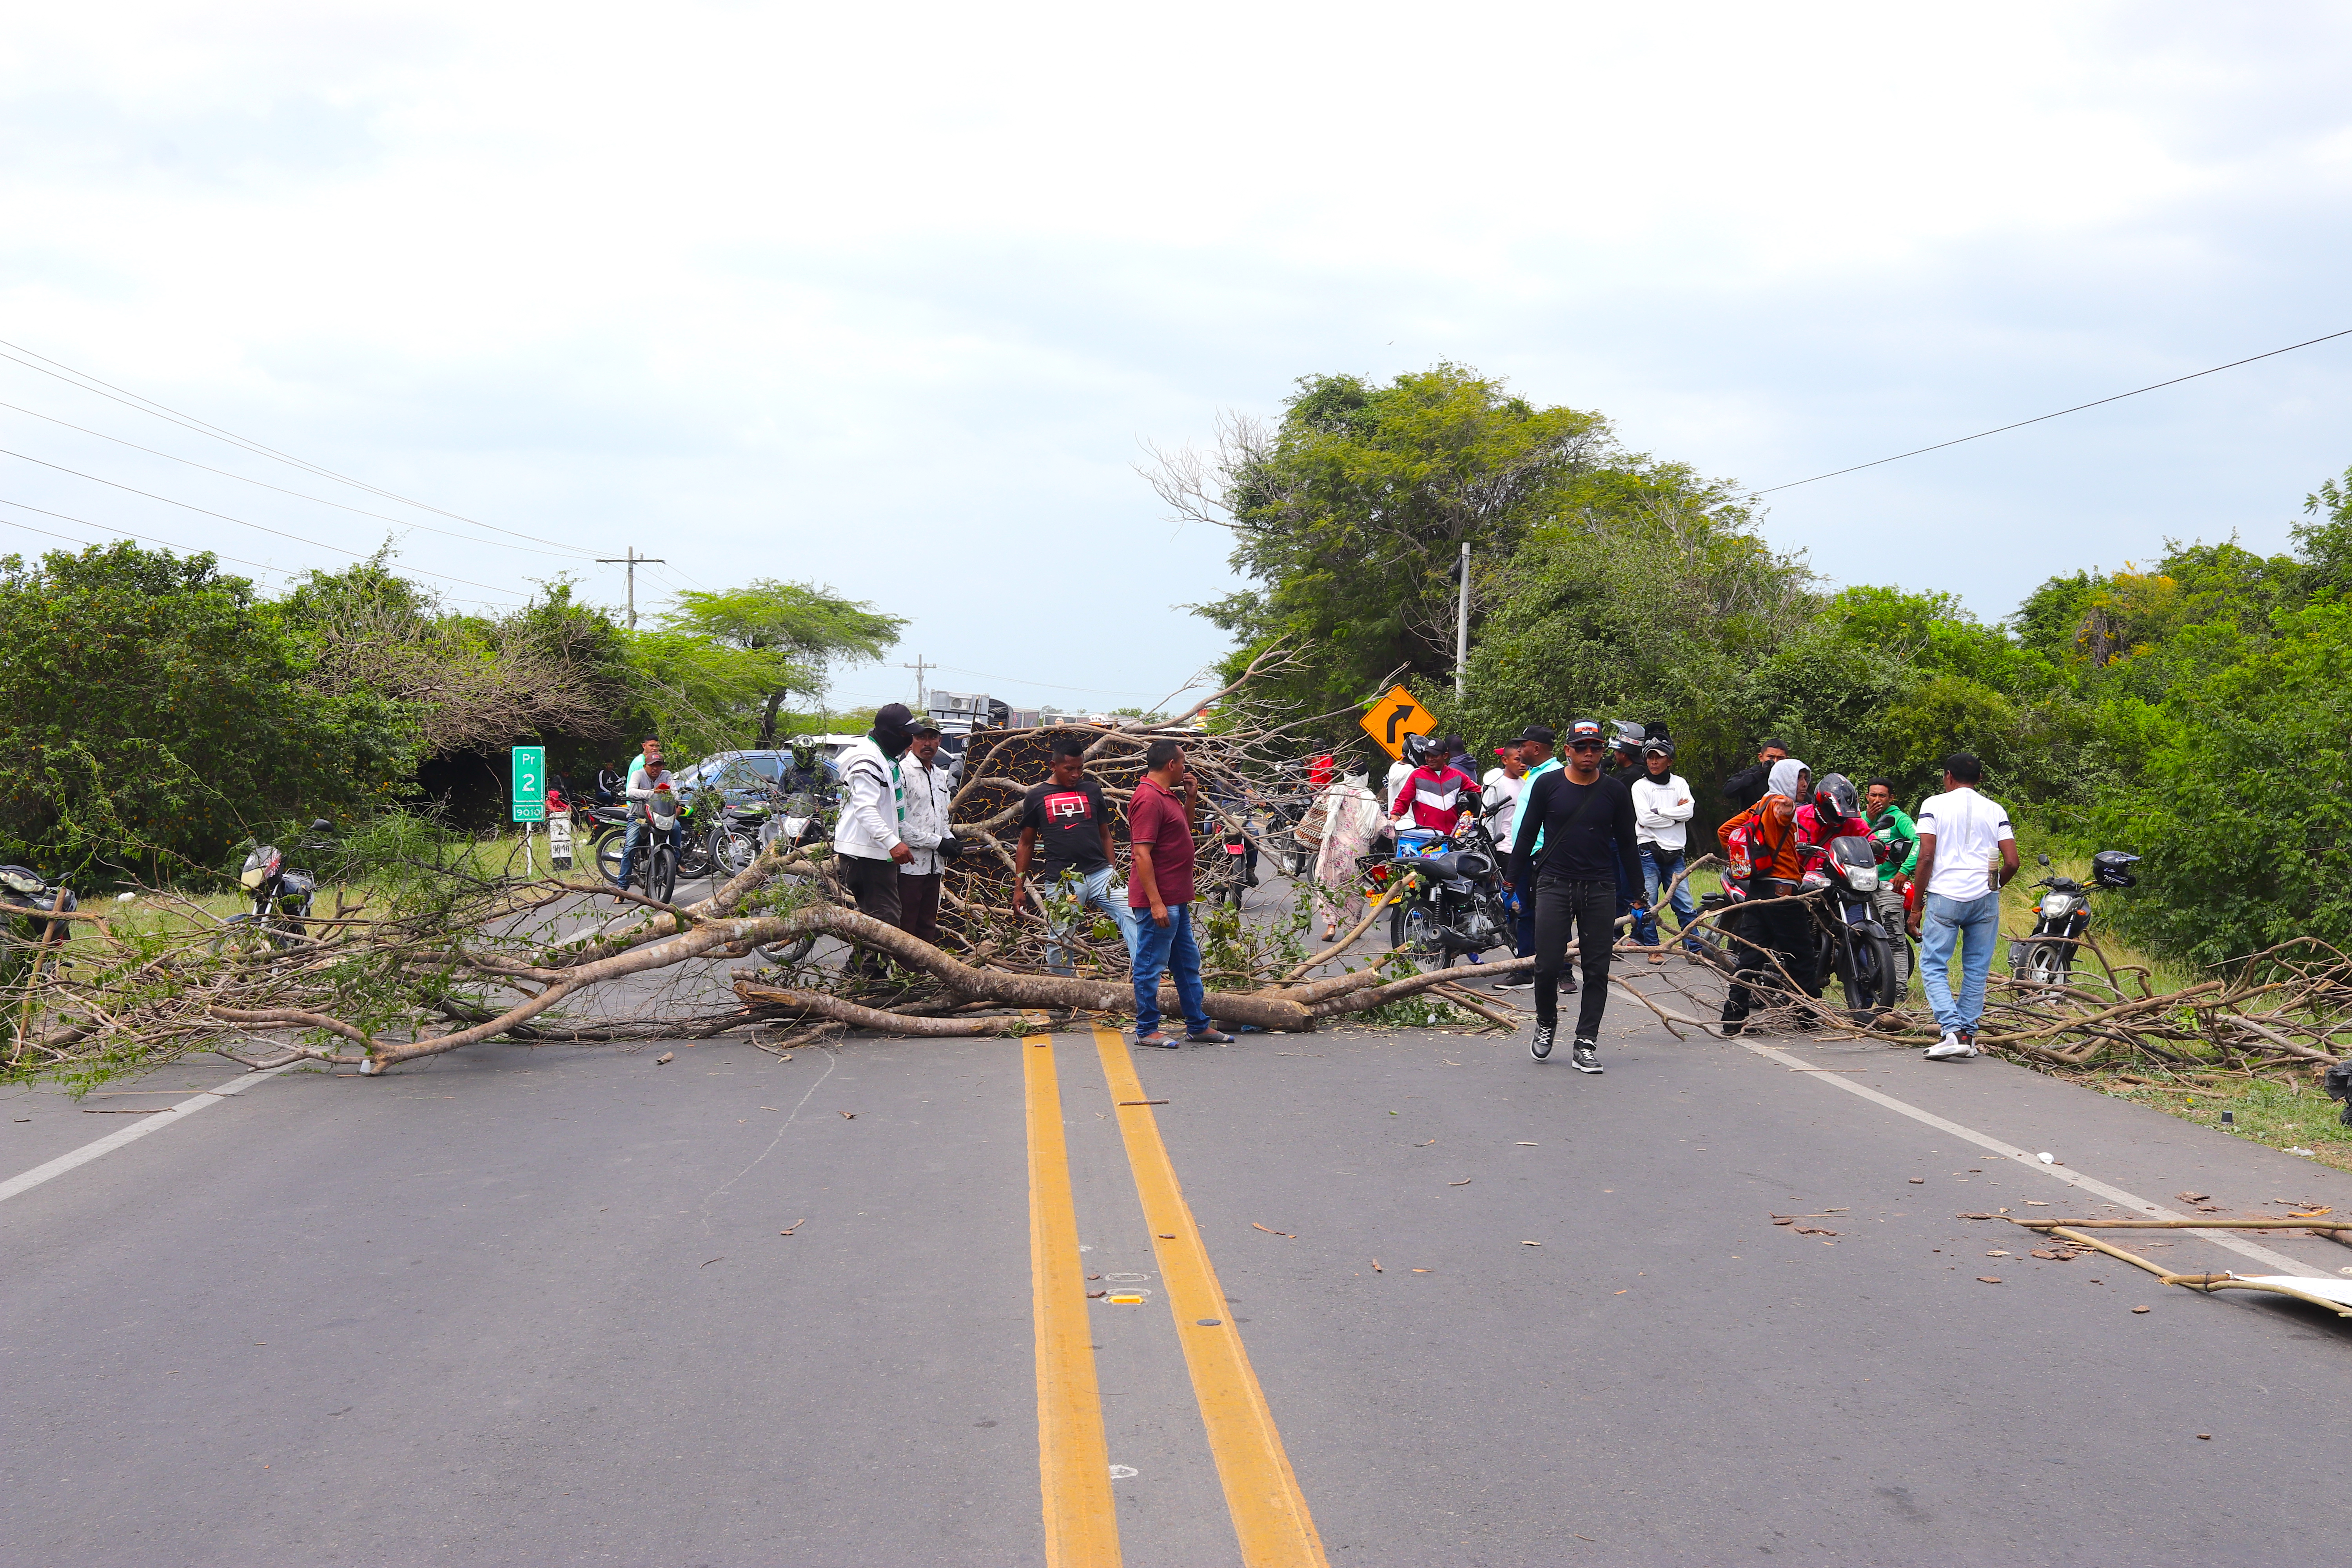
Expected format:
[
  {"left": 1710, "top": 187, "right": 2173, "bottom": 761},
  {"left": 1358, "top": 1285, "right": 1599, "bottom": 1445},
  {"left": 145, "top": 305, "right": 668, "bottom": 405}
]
[
  {"left": 1359, "top": 686, "right": 1435, "bottom": 760},
  {"left": 511, "top": 745, "right": 546, "bottom": 823}
]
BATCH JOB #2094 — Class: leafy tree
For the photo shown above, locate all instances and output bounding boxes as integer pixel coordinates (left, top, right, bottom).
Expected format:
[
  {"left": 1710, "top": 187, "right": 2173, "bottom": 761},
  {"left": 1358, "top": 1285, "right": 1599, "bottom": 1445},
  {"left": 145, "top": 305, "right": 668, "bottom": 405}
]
[
  {"left": 655, "top": 581, "right": 904, "bottom": 746},
  {"left": 1153, "top": 365, "right": 1611, "bottom": 715},
  {"left": 0, "top": 543, "right": 414, "bottom": 881}
]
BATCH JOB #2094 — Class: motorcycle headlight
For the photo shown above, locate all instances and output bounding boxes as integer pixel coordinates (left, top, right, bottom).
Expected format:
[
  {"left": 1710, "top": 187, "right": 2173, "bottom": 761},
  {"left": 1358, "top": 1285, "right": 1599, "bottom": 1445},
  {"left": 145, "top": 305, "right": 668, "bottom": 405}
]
[{"left": 1847, "top": 866, "right": 1879, "bottom": 893}]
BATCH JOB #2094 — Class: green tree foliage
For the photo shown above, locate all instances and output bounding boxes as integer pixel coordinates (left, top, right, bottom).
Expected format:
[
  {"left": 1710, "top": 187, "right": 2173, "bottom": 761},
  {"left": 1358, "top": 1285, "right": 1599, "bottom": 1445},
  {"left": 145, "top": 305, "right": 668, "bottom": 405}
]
[
  {"left": 0, "top": 543, "right": 414, "bottom": 880},
  {"left": 655, "top": 581, "right": 904, "bottom": 746},
  {"left": 1160, "top": 366, "right": 1610, "bottom": 715}
]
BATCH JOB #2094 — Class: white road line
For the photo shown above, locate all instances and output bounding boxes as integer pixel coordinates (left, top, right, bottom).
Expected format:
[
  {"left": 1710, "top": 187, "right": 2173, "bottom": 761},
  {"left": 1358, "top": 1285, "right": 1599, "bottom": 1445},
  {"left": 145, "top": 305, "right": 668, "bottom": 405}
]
[
  {"left": 0, "top": 1063, "right": 296, "bottom": 1205},
  {"left": 1739, "top": 1040, "right": 2317, "bottom": 1275}
]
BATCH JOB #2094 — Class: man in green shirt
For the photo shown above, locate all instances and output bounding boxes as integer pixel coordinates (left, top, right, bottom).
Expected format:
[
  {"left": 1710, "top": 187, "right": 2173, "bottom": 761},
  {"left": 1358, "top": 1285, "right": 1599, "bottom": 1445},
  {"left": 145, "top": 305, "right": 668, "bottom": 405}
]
[{"left": 1864, "top": 777, "right": 1920, "bottom": 937}]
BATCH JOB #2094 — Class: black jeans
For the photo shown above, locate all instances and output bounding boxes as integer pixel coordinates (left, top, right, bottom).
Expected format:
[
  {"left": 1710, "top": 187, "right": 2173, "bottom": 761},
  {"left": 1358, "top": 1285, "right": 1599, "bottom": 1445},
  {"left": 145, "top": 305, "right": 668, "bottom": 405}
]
[
  {"left": 1724, "top": 894, "right": 1818, "bottom": 1017},
  {"left": 1532, "top": 875, "right": 1617, "bottom": 1040},
  {"left": 838, "top": 851, "right": 905, "bottom": 976}
]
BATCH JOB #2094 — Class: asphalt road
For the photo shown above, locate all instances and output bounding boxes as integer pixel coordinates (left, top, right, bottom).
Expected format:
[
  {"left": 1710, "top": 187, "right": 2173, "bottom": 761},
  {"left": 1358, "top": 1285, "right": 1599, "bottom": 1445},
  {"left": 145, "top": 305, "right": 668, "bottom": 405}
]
[{"left": 6, "top": 985, "right": 2352, "bottom": 1564}]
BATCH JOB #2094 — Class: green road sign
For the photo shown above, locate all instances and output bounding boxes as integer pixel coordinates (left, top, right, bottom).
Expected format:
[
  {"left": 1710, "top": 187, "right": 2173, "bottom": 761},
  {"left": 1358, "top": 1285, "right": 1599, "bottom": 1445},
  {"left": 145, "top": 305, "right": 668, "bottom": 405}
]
[{"left": 511, "top": 745, "right": 546, "bottom": 822}]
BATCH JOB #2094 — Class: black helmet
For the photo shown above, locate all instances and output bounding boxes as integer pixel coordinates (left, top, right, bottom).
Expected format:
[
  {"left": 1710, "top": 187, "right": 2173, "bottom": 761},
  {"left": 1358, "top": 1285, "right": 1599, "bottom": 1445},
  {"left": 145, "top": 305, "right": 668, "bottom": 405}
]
[
  {"left": 2091, "top": 850, "right": 2140, "bottom": 888},
  {"left": 1402, "top": 733, "right": 1434, "bottom": 767},
  {"left": 1815, "top": 772, "right": 1861, "bottom": 821},
  {"left": 1641, "top": 737, "right": 1677, "bottom": 761},
  {"left": 1610, "top": 719, "right": 1646, "bottom": 753}
]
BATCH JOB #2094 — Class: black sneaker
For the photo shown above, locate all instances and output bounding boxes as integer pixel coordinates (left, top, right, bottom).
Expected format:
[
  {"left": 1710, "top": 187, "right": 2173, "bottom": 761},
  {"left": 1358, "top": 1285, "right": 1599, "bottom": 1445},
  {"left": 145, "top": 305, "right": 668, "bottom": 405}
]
[
  {"left": 1572, "top": 1039, "right": 1602, "bottom": 1074},
  {"left": 1530, "top": 1024, "right": 1555, "bottom": 1060},
  {"left": 1497, "top": 978, "right": 1535, "bottom": 992}
]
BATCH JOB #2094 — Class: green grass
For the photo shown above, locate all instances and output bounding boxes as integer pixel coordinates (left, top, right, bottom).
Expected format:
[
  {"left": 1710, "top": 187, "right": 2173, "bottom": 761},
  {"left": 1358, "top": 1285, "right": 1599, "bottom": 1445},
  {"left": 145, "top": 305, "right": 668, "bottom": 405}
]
[{"left": 2085, "top": 1071, "right": 2352, "bottom": 1174}]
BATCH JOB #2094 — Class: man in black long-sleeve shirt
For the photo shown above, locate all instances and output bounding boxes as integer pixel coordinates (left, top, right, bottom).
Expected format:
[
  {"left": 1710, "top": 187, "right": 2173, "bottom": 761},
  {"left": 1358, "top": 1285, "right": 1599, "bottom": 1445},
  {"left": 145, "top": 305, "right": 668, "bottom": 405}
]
[
  {"left": 1508, "top": 718, "right": 1647, "bottom": 1072},
  {"left": 1722, "top": 738, "right": 1789, "bottom": 815}
]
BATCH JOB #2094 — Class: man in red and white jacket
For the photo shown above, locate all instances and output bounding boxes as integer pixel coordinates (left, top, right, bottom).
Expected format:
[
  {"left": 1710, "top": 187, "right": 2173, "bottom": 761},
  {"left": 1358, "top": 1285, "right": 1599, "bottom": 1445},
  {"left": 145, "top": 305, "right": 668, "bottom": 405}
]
[{"left": 1389, "top": 737, "right": 1478, "bottom": 836}]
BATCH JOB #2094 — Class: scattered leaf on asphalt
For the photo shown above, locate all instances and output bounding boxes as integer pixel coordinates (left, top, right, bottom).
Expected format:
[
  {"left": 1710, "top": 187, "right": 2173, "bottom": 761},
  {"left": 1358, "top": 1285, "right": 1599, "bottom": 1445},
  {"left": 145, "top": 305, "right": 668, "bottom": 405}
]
[
  {"left": 2132, "top": 1305, "right": 2151, "bottom": 1313},
  {"left": 1252, "top": 1223, "right": 1294, "bottom": 1237},
  {"left": 1793, "top": 1226, "right": 1838, "bottom": 1236},
  {"left": 1087, "top": 1274, "right": 1100, "bottom": 1280},
  {"left": 1985, "top": 1250, "right": 2010, "bottom": 1257},
  {"left": 655, "top": 1053, "right": 674, "bottom": 1065},
  {"left": 1909, "top": 1178, "right": 1924, "bottom": 1184},
  {"left": 1978, "top": 1276, "right": 2003, "bottom": 1284},
  {"left": 840, "top": 1111, "right": 855, "bottom": 1119},
  {"left": 2197, "top": 1433, "right": 2212, "bottom": 1440},
  {"left": 2289, "top": 1207, "right": 2334, "bottom": 1218},
  {"left": 760, "top": 1106, "right": 782, "bottom": 1112},
  {"left": 1157, "top": 1233, "right": 1175, "bottom": 1239},
  {"left": 2025, "top": 1200, "right": 2051, "bottom": 1206},
  {"left": 2177, "top": 1192, "right": 2210, "bottom": 1203},
  {"left": 1418, "top": 1139, "right": 1437, "bottom": 1147},
  {"left": 1773, "top": 1218, "right": 1795, "bottom": 1226},
  {"left": 1087, "top": 1291, "right": 1106, "bottom": 1299},
  {"left": 1516, "top": 1141, "right": 1539, "bottom": 1147},
  {"left": 778, "top": 1218, "right": 805, "bottom": 1236},
  {"left": 702, "top": 1257, "right": 726, "bottom": 1267},
  {"left": 1450, "top": 1179, "right": 1472, "bottom": 1186},
  {"left": 1412, "top": 1268, "right": 1432, "bottom": 1273},
  {"left": 1522, "top": 1240, "right": 1542, "bottom": 1246},
  {"left": 1372, "top": 1259, "right": 1382, "bottom": 1272}
]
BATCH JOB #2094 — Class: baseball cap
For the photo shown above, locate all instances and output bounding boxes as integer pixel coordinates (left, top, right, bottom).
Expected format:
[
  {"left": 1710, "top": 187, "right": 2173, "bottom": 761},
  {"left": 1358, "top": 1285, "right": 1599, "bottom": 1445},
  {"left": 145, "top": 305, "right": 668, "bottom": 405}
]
[
  {"left": 1513, "top": 724, "right": 1556, "bottom": 746},
  {"left": 1564, "top": 719, "right": 1606, "bottom": 747}
]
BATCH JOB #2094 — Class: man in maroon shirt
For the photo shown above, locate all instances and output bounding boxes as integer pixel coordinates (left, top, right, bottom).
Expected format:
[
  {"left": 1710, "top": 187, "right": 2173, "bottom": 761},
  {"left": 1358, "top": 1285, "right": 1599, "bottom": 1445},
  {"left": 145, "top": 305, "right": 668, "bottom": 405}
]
[{"left": 1126, "top": 738, "right": 1233, "bottom": 1048}]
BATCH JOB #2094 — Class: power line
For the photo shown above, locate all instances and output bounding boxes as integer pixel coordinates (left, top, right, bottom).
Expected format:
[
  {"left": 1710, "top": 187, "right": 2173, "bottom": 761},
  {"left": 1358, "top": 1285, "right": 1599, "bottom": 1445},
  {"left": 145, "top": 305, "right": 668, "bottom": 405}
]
[
  {"left": 597, "top": 546, "right": 664, "bottom": 629},
  {"left": 0, "top": 447, "right": 525, "bottom": 599},
  {"left": 0, "top": 339, "right": 597, "bottom": 555},
  {"left": 931, "top": 662, "right": 1182, "bottom": 698},
  {"left": 1754, "top": 325, "right": 2352, "bottom": 495},
  {"left": 0, "top": 398, "right": 598, "bottom": 561}
]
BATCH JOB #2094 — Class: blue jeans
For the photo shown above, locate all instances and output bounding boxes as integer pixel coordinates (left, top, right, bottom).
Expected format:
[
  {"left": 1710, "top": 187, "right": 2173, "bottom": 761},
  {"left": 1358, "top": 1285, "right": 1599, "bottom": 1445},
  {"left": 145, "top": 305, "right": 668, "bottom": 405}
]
[
  {"left": 1130, "top": 902, "right": 1209, "bottom": 1039},
  {"left": 616, "top": 818, "right": 683, "bottom": 887},
  {"left": 1046, "top": 866, "right": 1134, "bottom": 973},
  {"left": 1920, "top": 890, "right": 2000, "bottom": 1034},
  {"left": 1640, "top": 842, "right": 1699, "bottom": 943}
]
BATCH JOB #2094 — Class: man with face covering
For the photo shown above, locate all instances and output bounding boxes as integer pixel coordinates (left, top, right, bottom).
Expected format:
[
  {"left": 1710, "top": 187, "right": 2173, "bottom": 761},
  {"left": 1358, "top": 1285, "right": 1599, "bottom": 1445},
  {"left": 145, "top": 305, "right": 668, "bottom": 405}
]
[
  {"left": 832, "top": 702, "right": 919, "bottom": 975},
  {"left": 1714, "top": 757, "right": 1825, "bottom": 1033}
]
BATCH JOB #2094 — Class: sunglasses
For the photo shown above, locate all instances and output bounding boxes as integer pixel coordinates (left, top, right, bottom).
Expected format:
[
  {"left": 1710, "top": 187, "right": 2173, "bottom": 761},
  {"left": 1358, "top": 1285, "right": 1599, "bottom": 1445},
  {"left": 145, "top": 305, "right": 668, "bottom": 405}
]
[{"left": 1566, "top": 739, "right": 1606, "bottom": 751}]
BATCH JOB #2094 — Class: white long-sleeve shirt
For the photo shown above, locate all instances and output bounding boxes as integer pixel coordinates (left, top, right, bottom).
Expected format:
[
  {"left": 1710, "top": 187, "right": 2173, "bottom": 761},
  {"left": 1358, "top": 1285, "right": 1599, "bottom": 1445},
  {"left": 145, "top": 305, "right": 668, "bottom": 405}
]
[
  {"left": 898, "top": 758, "right": 954, "bottom": 876},
  {"left": 1630, "top": 771, "right": 1695, "bottom": 850},
  {"left": 831, "top": 737, "right": 906, "bottom": 860}
]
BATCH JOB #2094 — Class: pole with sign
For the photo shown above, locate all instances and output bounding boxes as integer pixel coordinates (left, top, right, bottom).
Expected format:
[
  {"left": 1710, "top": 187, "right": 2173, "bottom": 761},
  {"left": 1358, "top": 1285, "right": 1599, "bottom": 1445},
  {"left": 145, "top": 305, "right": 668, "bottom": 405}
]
[
  {"left": 512, "top": 745, "right": 546, "bottom": 877},
  {"left": 1357, "top": 685, "right": 1436, "bottom": 761}
]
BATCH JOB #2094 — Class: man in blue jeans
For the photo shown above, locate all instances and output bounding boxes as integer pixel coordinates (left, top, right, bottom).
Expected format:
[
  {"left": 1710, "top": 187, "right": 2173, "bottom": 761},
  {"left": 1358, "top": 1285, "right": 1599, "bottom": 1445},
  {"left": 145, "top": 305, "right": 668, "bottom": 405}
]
[
  {"left": 1126, "top": 738, "right": 1234, "bottom": 1049},
  {"left": 1906, "top": 751, "right": 2019, "bottom": 1060}
]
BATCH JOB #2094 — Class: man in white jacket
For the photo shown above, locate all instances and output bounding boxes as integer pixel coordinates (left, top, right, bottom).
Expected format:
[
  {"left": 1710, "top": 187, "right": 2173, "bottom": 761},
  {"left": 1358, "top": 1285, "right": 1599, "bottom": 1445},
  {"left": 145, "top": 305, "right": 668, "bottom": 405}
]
[
  {"left": 1630, "top": 738, "right": 1699, "bottom": 960},
  {"left": 833, "top": 702, "right": 919, "bottom": 975},
  {"left": 895, "top": 722, "right": 956, "bottom": 946}
]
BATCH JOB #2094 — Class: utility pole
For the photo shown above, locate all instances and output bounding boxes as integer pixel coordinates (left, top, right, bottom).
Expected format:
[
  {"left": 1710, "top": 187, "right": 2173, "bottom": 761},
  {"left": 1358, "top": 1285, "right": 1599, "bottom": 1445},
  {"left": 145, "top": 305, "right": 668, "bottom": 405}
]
[
  {"left": 1455, "top": 540, "right": 1471, "bottom": 697},
  {"left": 901, "top": 655, "right": 931, "bottom": 713},
  {"left": 595, "top": 546, "right": 666, "bottom": 630}
]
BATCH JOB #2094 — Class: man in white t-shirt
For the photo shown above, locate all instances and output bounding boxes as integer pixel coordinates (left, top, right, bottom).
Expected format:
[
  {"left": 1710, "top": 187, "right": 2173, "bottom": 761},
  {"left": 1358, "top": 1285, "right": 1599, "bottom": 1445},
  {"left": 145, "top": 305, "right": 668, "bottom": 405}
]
[{"left": 1906, "top": 751, "right": 2019, "bottom": 1060}]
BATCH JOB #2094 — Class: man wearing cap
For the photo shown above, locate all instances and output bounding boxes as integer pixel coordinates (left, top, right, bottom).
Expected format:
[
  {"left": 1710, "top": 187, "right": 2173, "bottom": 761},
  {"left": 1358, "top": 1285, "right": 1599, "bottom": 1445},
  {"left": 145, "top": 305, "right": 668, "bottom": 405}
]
[
  {"left": 833, "top": 702, "right": 920, "bottom": 975},
  {"left": 895, "top": 722, "right": 956, "bottom": 947},
  {"left": 1494, "top": 725, "right": 1557, "bottom": 991},
  {"left": 1506, "top": 718, "right": 1646, "bottom": 1071}
]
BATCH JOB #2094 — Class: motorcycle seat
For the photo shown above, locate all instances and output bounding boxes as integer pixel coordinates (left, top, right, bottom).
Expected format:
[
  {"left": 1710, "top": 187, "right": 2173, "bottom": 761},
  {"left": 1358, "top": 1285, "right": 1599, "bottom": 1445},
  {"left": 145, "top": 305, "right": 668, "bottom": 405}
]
[{"left": 1417, "top": 850, "right": 1492, "bottom": 882}]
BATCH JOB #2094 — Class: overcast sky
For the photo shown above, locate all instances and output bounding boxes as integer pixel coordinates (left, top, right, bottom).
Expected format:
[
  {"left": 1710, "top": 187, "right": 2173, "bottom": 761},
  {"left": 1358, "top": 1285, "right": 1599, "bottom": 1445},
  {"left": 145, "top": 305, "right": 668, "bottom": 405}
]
[{"left": 4, "top": 3, "right": 2347, "bottom": 715}]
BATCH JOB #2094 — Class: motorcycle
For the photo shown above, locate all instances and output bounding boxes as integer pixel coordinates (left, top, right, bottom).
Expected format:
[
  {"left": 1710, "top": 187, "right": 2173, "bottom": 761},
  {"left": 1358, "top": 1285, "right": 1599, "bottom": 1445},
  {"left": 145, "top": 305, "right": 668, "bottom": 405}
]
[
  {"left": 755, "top": 791, "right": 831, "bottom": 967},
  {"left": 1693, "top": 834, "right": 1902, "bottom": 1017},
  {"left": 2009, "top": 850, "right": 2139, "bottom": 984},
  {"left": 0, "top": 864, "right": 78, "bottom": 945},
  {"left": 219, "top": 821, "right": 331, "bottom": 951},
  {"left": 1386, "top": 803, "right": 1514, "bottom": 971}
]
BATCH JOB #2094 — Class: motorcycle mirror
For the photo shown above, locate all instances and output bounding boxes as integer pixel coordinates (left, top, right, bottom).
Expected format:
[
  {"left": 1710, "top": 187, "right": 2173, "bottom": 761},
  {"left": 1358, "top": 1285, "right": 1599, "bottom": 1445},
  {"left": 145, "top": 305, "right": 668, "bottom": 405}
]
[
  {"left": 310, "top": 819, "right": 333, "bottom": 833},
  {"left": 2037, "top": 852, "right": 2050, "bottom": 866}
]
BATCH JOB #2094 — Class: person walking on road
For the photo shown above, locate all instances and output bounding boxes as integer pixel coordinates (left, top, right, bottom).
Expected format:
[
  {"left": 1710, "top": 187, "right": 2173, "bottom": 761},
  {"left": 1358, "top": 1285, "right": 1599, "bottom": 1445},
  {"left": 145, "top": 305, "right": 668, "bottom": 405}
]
[
  {"left": 832, "top": 702, "right": 919, "bottom": 976},
  {"left": 895, "top": 722, "right": 955, "bottom": 947},
  {"left": 1310, "top": 763, "right": 1390, "bottom": 942},
  {"left": 1722, "top": 738, "right": 1790, "bottom": 815},
  {"left": 1497, "top": 725, "right": 1561, "bottom": 991},
  {"left": 1506, "top": 718, "right": 1646, "bottom": 1072},
  {"left": 1907, "top": 753, "right": 2018, "bottom": 1060},
  {"left": 1011, "top": 734, "right": 1131, "bottom": 974},
  {"left": 1127, "top": 739, "right": 1233, "bottom": 1049},
  {"left": 1630, "top": 739, "right": 1699, "bottom": 962}
]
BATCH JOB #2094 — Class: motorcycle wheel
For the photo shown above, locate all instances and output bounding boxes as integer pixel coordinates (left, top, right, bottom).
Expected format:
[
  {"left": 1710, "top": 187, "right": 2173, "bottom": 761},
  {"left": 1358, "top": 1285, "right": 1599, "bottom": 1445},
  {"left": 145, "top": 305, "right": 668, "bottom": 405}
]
[
  {"left": 595, "top": 831, "right": 626, "bottom": 886},
  {"left": 648, "top": 842, "right": 679, "bottom": 905},
  {"left": 1390, "top": 900, "right": 1448, "bottom": 971},
  {"left": 713, "top": 827, "right": 759, "bottom": 879},
  {"left": 2028, "top": 940, "right": 2072, "bottom": 987},
  {"left": 1841, "top": 930, "right": 1898, "bottom": 1018}
]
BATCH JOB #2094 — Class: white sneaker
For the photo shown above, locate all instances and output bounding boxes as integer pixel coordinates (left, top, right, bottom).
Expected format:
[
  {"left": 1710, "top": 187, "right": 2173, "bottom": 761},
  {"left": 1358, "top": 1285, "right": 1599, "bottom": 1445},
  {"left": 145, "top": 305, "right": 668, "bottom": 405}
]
[{"left": 1924, "top": 1033, "right": 1971, "bottom": 1060}]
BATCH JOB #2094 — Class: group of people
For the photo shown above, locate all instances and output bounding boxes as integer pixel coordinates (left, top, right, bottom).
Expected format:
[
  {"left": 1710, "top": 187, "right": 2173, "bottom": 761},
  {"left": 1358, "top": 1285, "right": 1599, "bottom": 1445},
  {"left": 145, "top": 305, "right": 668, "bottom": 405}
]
[{"left": 1308, "top": 721, "right": 2019, "bottom": 1069}]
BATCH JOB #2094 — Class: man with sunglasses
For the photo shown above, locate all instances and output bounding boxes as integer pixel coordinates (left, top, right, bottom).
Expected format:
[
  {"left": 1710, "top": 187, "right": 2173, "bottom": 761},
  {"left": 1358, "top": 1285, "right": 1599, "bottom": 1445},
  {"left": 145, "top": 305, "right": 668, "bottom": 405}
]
[{"left": 1505, "top": 718, "right": 1646, "bottom": 1072}]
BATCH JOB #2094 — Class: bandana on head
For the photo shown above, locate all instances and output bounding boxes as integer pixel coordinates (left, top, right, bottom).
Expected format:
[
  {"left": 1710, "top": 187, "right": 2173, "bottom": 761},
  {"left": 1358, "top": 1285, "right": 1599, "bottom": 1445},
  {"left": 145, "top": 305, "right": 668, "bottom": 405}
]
[{"left": 1767, "top": 758, "right": 1810, "bottom": 800}]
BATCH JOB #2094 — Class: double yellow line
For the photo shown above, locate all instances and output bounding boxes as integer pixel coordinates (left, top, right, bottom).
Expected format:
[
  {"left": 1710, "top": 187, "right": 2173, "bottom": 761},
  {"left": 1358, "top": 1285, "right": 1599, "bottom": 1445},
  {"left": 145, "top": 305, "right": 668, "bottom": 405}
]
[{"left": 1024, "top": 1028, "right": 1328, "bottom": 1568}]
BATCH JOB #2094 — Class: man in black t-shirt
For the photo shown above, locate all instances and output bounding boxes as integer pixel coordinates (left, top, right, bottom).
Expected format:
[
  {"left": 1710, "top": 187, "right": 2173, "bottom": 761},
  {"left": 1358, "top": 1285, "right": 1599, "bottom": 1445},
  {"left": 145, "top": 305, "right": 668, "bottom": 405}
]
[
  {"left": 1506, "top": 717, "right": 1647, "bottom": 1073},
  {"left": 1011, "top": 734, "right": 1131, "bottom": 975}
]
